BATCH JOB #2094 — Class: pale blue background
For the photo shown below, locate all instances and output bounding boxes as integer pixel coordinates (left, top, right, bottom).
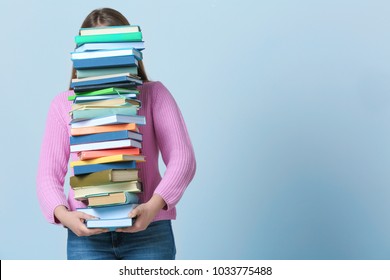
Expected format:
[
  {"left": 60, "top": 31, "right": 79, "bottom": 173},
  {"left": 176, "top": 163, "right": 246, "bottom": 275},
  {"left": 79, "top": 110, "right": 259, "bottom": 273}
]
[{"left": 1, "top": 0, "right": 390, "bottom": 259}]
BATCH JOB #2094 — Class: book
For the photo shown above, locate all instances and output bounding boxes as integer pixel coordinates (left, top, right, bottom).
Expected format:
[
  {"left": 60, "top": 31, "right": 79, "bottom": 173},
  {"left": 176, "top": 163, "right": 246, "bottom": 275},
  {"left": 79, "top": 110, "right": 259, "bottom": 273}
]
[
  {"left": 68, "top": 87, "right": 139, "bottom": 101},
  {"left": 73, "top": 82, "right": 140, "bottom": 93},
  {"left": 72, "top": 93, "right": 138, "bottom": 103},
  {"left": 79, "top": 203, "right": 137, "bottom": 229},
  {"left": 79, "top": 25, "right": 141, "bottom": 36},
  {"left": 71, "top": 73, "right": 141, "bottom": 88},
  {"left": 77, "top": 203, "right": 137, "bottom": 218},
  {"left": 71, "top": 106, "right": 138, "bottom": 121},
  {"left": 70, "top": 114, "right": 146, "bottom": 128},
  {"left": 85, "top": 217, "right": 133, "bottom": 231},
  {"left": 70, "top": 154, "right": 145, "bottom": 167},
  {"left": 71, "top": 48, "right": 142, "bottom": 60},
  {"left": 70, "top": 138, "right": 142, "bottom": 153},
  {"left": 71, "top": 123, "right": 138, "bottom": 136},
  {"left": 76, "top": 66, "right": 138, "bottom": 78},
  {"left": 73, "top": 181, "right": 142, "bottom": 199},
  {"left": 73, "top": 55, "right": 139, "bottom": 70},
  {"left": 70, "top": 130, "right": 143, "bottom": 145},
  {"left": 78, "top": 148, "right": 141, "bottom": 160},
  {"left": 72, "top": 72, "right": 141, "bottom": 84},
  {"left": 71, "top": 98, "right": 141, "bottom": 111},
  {"left": 75, "top": 32, "right": 143, "bottom": 46},
  {"left": 75, "top": 42, "right": 145, "bottom": 52},
  {"left": 73, "top": 160, "right": 137, "bottom": 175},
  {"left": 87, "top": 191, "right": 139, "bottom": 207},
  {"left": 70, "top": 168, "right": 139, "bottom": 187}
]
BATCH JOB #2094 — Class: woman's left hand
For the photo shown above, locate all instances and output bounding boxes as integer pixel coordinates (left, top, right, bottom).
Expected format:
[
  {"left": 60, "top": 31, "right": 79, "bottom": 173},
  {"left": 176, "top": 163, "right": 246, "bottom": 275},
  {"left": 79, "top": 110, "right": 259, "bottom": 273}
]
[{"left": 116, "top": 194, "right": 166, "bottom": 233}]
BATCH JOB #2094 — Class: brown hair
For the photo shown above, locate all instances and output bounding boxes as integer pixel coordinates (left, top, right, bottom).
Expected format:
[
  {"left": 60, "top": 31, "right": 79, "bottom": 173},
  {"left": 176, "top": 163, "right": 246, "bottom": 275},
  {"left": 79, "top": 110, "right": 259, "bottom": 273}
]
[{"left": 69, "top": 8, "right": 148, "bottom": 89}]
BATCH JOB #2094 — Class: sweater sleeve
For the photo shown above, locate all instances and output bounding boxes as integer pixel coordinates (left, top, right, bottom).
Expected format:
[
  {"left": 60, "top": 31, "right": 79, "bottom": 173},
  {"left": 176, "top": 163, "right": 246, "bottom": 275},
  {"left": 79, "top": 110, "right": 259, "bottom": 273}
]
[
  {"left": 152, "top": 82, "right": 196, "bottom": 210},
  {"left": 36, "top": 95, "right": 70, "bottom": 224}
]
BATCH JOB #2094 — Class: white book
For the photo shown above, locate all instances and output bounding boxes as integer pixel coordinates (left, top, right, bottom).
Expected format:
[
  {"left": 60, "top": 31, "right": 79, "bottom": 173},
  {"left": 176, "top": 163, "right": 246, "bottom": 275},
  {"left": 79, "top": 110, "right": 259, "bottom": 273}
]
[
  {"left": 70, "top": 138, "right": 142, "bottom": 152},
  {"left": 75, "top": 42, "right": 145, "bottom": 52},
  {"left": 71, "top": 48, "right": 142, "bottom": 60},
  {"left": 86, "top": 217, "right": 133, "bottom": 230},
  {"left": 70, "top": 114, "right": 146, "bottom": 128},
  {"left": 74, "top": 94, "right": 138, "bottom": 103},
  {"left": 79, "top": 25, "right": 140, "bottom": 36}
]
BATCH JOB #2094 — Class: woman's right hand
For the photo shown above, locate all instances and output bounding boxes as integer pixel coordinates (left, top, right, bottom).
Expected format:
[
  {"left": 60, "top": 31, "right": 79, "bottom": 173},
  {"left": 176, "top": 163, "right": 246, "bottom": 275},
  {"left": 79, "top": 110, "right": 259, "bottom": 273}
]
[{"left": 54, "top": 205, "right": 108, "bottom": 236}]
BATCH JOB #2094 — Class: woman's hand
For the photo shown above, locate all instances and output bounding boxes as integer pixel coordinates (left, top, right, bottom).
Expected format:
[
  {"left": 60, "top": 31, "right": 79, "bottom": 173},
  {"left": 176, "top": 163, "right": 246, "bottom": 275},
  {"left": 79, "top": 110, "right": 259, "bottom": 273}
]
[
  {"left": 116, "top": 194, "right": 166, "bottom": 233},
  {"left": 54, "top": 205, "right": 108, "bottom": 236}
]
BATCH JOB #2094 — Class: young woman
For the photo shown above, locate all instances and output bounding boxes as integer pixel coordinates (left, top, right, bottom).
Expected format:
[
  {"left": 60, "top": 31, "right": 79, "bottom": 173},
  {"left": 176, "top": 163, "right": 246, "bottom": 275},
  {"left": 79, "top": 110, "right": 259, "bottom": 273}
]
[{"left": 36, "top": 8, "right": 196, "bottom": 260}]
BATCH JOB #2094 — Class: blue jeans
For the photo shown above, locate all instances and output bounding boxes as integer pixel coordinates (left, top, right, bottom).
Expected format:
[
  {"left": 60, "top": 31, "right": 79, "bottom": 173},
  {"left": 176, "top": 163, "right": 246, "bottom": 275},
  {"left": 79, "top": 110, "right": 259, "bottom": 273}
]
[{"left": 67, "top": 220, "right": 176, "bottom": 260}]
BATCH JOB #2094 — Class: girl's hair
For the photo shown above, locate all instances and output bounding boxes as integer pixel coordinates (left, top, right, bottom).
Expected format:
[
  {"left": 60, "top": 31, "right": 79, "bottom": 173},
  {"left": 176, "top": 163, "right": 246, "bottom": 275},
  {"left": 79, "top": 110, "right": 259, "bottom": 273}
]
[{"left": 69, "top": 8, "right": 148, "bottom": 89}]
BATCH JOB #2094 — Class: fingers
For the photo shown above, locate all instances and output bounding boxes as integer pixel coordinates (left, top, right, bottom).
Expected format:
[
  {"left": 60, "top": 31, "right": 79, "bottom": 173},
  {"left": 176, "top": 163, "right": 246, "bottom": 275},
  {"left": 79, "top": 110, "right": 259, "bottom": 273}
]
[{"left": 129, "top": 206, "right": 141, "bottom": 218}]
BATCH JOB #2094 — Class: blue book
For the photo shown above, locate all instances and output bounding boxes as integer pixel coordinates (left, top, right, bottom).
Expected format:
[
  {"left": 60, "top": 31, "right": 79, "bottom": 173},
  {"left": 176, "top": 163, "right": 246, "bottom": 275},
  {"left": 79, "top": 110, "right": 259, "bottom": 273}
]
[
  {"left": 77, "top": 203, "right": 138, "bottom": 219},
  {"left": 78, "top": 199, "right": 139, "bottom": 231},
  {"left": 73, "top": 161, "right": 137, "bottom": 175},
  {"left": 70, "top": 130, "right": 143, "bottom": 145},
  {"left": 73, "top": 55, "right": 138, "bottom": 69}
]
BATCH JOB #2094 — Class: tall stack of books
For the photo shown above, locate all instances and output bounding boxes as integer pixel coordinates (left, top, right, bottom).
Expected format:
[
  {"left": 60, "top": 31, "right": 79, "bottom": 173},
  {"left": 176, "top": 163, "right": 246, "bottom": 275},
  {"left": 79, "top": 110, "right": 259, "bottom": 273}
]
[{"left": 68, "top": 25, "right": 146, "bottom": 231}]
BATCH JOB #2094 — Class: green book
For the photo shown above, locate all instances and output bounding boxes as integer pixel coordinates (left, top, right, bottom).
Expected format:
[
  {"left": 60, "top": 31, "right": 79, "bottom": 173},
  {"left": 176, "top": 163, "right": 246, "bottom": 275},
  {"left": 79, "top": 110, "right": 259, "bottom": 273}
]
[
  {"left": 68, "top": 88, "right": 139, "bottom": 101},
  {"left": 71, "top": 106, "right": 138, "bottom": 120},
  {"left": 76, "top": 66, "right": 138, "bottom": 78},
  {"left": 75, "top": 32, "right": 143, "bottom": 46}
]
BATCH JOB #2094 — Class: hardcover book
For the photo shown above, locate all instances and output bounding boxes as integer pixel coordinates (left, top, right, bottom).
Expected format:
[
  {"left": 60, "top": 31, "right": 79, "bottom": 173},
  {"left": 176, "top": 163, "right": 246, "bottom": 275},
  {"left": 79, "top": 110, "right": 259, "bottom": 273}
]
[
  {"left": 70, "top": 130, "right": 143, "bottom": 145},
  {"left": 87, "top": 191, "right": 139, "bottom": 207},
  {"left": 70, "top": 114, "right": 146, "bottom": 128},
  {"left": 79, "top": 25, "right": 141, "bottom": 36},
  {"left": 70, "top": 154, "right": 145, "bottom": 167},
  {"left": 70, "top": 123, "right": 138, "bottom": 136},
  {"left": 70, "top": 168, "right": 139, "bottom": 187},
  {"left": 70, "top": 73, "right": 141, "bottom": 88},
  {"left": 75, "top": 32, "right": 143, "bottom": 46},
  {"left": 68, "top": 88, "right": 139, "bottom": 101},
  {"left": 75, "top": 42, "right": 145, "bottom": 52},
  {"left": 73, "top": 160, "right": 137, "bottom": 175},
  {"left": 72, "top": 55, "right": 139, "bottom": 70},
  {"left": 77, "top": 203, "right": 138, "bottom": 218},
  {"left": 71, "top": 106, "right": 138, "bottom": 121},
  {"left": 73, "top": 82, "right": 140, "bottom": 93},
  {"left": 71, "top": 98, "right": 141, "bottom": 111},
  {"left": 77, "top": 147, "right": 141, "bottom": 160},
  {"left": 72, "top": 93, "right": 138, "bottom": 103},
  {"left": 85, "top": 217, "right": 133, "bottom": 231},
  {"left": 76, "top": 66, "right": 138, "bottom": 79},
  {"left": 71, "top": 48, "right": 142, "bottom": 60},
  {"left": 73, "top": 181, "right": 142, "bottom": 199}
]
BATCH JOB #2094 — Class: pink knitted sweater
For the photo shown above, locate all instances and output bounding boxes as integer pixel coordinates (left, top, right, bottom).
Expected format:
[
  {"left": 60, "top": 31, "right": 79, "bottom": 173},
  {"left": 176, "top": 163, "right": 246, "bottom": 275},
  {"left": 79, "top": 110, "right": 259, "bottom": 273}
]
[{"left": 37, "top": 81, "right": 196, "bottom": 224}]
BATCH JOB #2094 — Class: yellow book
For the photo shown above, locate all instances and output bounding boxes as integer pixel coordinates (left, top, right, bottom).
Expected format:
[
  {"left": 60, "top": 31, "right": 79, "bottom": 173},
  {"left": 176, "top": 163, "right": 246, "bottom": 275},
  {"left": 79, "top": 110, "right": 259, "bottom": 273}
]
[
  {"left": 73, "top": 181, "right": 142, "bottom": 200},
  {"left": 70, "top": 154, "right": 145, "bottom": 167}
]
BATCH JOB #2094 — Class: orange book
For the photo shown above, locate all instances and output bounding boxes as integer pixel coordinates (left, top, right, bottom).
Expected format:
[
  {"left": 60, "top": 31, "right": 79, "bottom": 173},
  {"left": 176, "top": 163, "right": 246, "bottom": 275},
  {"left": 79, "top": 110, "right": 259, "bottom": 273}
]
[
  {"left": 78, "top": 147, "right": 141, "bottom": 160},
  {"left": 71, "top": 123, "right": 138, "bottom": 136}
]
